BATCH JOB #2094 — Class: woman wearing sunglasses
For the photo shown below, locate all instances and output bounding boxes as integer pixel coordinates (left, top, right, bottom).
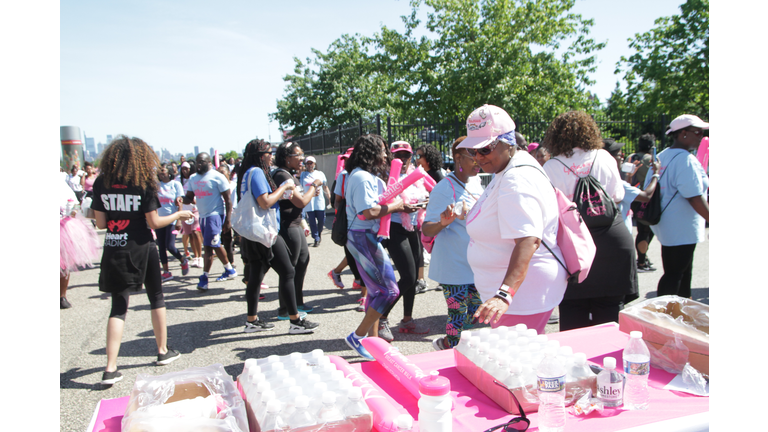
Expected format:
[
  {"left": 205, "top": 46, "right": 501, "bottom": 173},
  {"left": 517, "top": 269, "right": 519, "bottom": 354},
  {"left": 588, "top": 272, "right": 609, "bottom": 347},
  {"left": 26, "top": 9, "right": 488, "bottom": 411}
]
[
  {"left": 645, "top": 114, "right": 709, "bottom": 299},
  {"left": 542, "top": 111, "right": 637, "bottom": 331},
  {"left": 422, "top": 136, "right": 484, "bottom": 350},
  {"left": 459, "top": 105, "right": 567, "bottom": 334}
]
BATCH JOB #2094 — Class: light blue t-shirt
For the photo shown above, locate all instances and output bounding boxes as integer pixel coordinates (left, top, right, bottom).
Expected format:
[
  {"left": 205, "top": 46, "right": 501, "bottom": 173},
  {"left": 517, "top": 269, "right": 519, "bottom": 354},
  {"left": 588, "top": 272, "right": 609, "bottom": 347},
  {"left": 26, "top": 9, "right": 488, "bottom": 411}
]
[
  {"left": 424, "top": 175, "right": 485, "bottom": 285},
  {"left": 157, "top": 180, "right": 184, "bottom": 217},
  {"left": 184, "top": 170, "right": 230, "bottom": 219},
  {"left": 334, "top": 170, "right": 347, "bottom": 197},
  {"left": 644, "top": 148, "right": 709, "bottom": 246},
  {"left": 300, "top": 169, "right": 327, "bottom": 212},
  {"left": 241, "top": 166, "right": 281, "bottom": 228},
  {"left": 345, "top": 168, "right": 386, "bottom": 232},
  {"left": 619, "top": 182, "right": 641, "bottom": 235}
]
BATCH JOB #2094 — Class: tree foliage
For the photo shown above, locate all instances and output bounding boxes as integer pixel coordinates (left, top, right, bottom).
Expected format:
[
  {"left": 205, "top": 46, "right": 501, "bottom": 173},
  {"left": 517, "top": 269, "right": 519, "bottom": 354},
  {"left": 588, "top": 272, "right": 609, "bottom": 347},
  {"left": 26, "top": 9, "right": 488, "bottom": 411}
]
[
  {"left": 611, "top": 0, "right": 709, "bottom": 118},
  {"left": 272, "top": 0, "right": 605, "bottom": 135}
]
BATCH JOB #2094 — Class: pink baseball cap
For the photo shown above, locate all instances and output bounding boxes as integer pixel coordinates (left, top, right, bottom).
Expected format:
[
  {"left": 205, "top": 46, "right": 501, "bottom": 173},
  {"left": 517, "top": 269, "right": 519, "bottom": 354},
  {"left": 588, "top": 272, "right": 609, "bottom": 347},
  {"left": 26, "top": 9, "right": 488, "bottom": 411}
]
[
  {"left": 457, "top": 104, "right": 516, "bottom": 149},
  {"left": 339, "top": 147, "right": 354, "bottom": 159},
  {"left": 666, "top": 114, "right": 709, "bottom": 135},
  {"left": 390, "top": 141, "right": 413, "bottom": 154}
]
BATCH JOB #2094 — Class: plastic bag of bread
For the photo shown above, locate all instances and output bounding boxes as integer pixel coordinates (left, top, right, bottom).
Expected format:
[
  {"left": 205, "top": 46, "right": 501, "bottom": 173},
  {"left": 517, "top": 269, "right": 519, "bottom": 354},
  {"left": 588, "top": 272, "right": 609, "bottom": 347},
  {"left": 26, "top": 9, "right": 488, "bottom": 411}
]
[{"left": 121, "top": 364, "right": 249, "bottom": 432}]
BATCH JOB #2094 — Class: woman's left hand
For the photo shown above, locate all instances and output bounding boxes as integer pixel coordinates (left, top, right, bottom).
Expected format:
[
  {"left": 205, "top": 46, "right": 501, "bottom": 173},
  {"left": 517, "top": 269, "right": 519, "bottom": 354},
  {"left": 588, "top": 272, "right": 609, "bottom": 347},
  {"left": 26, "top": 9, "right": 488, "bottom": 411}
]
[{"left": 474, "top": 296, "right": 510, "bottom": 325}]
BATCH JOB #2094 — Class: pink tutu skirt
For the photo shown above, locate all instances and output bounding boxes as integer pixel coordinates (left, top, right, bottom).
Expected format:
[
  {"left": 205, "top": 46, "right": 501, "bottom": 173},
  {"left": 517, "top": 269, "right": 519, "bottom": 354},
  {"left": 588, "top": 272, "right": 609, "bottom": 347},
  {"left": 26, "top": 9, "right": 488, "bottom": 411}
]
[{"left": 60, "top": 216, "right": 101, "bottom": 275}]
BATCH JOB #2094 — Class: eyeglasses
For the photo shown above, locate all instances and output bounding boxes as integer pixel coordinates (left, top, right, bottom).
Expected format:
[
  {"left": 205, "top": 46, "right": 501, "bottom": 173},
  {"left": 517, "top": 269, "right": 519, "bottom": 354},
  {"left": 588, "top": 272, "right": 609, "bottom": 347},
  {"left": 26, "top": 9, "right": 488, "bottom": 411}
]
[
  {"left": 482, "top": 381, "right": 530, "bottom": 432},
  {"left": 290, "top": 153, "right": 305, "bottom": 159},
  {"left": 467, "top": 139, "right": 504, "bottom": 157}
]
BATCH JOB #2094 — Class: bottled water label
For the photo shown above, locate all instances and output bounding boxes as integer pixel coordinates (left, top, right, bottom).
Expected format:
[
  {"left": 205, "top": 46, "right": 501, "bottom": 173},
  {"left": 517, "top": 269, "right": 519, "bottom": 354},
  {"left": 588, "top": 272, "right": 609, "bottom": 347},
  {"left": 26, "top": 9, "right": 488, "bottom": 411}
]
[
  {"left": 598, "top": 382, "right": 623, "bottom": 403},
  {"left": 624, "top": 360, "right": 650, "bottom": 376},
  {"left": 537, "top": 375, "right": 565, "bottom": 392}
]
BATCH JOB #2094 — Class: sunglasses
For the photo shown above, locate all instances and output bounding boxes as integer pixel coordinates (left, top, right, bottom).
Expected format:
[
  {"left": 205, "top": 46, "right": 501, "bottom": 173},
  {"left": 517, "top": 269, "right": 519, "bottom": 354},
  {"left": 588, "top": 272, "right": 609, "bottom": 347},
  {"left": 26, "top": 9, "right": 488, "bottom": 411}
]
[
  {"left": 414, "top": 154, "right": 422, "bottom": 160},
  {"left": 683, "top": 128, "right": 703, "bottom": 136},
  {"left": 467, "top": 139, "right": 504, "bottom": 157},
  {"left": 394, "top": 152, "right": 412, "bottom": 160},
  {"left": 391, "top": 143, "right": 411, "bottom": 150},
  {"left": 483, "top": 381, "right": 530, "bottom": 432},
  {"left": 290, "top": 153, "right": 305, "bottom": 159}
]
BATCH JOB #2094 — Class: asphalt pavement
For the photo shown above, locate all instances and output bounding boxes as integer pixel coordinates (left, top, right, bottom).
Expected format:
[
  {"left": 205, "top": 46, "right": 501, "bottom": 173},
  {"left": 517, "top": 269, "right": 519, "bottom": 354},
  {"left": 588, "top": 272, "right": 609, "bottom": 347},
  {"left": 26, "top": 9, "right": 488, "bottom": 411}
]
[{"left": 59, "top": 220, "right": 708, "bottom": 432}]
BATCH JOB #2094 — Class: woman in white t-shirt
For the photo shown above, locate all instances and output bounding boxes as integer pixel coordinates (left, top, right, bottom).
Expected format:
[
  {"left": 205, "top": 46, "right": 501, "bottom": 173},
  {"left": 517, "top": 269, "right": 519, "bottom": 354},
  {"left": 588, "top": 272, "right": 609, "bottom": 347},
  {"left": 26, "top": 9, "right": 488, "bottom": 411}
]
[
  {"left": 458, "top": 105, "right": 567, "bottom": 334},
  {"left": 542, "top": 111, "right": 637, "bottom": 331}
]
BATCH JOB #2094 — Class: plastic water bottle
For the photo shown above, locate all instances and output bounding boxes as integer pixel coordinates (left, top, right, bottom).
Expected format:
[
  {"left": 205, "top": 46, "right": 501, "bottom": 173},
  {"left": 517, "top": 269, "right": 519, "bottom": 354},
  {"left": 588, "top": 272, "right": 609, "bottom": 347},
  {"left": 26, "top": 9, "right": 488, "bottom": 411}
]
[
  {"left": 315, "top": 391, "right": 349, "bottom": 431},
  {"left": 343, "top": 386, "right": 373, "bottom": 432},
  {"left": 567, "top": 352, "right": 594, "bottom": 383},
  {"left": 287, "top": 395, "right": 316, "bottom": 431},
  {"left": 623, "top": 331, "right": 650, "bottom": 410},
  {"left": 256, "top": 389, "right": 277, "bottom": 426},
  {"left": 537, "top": 348, "right": 566, "bottom": 432},
  {"left": 417, "top": 371, "right": 452, "bottom": 432},
  {"left": 260, "top": 399, "right": 289, "bottom": 432},
  {"left": 597, "top": 357, "right": 624, "bottom": 408}
]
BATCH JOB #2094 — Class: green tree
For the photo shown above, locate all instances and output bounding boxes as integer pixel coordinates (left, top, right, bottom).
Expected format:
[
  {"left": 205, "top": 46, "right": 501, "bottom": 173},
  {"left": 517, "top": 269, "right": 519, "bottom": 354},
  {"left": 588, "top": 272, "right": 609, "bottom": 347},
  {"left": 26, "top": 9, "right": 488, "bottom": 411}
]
[
  {"left": 613, "top": 0, "right": 709, "bottom": 117},
  {"left": 272, "top": 0, "right": 605, "bottom": 134}
]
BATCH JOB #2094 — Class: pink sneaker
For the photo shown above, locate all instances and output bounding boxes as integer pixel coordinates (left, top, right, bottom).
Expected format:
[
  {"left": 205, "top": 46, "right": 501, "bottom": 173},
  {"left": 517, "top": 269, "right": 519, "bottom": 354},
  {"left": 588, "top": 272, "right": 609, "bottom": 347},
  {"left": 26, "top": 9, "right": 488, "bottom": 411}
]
[
  {"left": 161, "top": 272, "right": 173, "bottom": 282},
  {"left": 327, "top": 270, "right": 344, "bottom": 289},
  {"left": 261, "top": 282, "right": 269, "bottom": 290},
  {"left": 181, "top": 260, "right": 190, "bottom": 276},
  {"left": 352, "top": 280, "right": 365, "bottom": 290}
]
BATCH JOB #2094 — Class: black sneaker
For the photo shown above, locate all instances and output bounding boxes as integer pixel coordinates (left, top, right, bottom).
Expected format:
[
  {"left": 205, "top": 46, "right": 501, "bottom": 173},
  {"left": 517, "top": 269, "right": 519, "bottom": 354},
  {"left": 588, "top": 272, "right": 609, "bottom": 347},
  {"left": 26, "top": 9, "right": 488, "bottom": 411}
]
[
  {"left": 289, "top": 318, "right": 320, "bottom": 334},
  {"left": 244, "top": 319, "right": 275, "bottom": 333},
  {"left": 415, "top": 279, "right": 428, "bottom": 294},
  {"left": 101, "top": 370, "right": 123, "bottom": 385},
  {"left": 637, "top": 260, "right": 657, "bottom": 273},
  {"left": 60, "top": 297, "right": 72, "bottom": 309},
  {"left": 156, "top": 348, "right": 181, "bottom": 365}
]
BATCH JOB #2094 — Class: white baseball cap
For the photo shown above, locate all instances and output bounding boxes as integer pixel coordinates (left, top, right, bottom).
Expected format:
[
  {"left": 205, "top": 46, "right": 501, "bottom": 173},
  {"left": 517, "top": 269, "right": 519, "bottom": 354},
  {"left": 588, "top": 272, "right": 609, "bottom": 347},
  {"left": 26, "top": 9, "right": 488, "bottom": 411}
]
[
  {"left": 305, "top": 156, "right": 316, "bottom": 163},
  {"left": 457, "top": 104, "right": 516, "bottom": 149},
  {"left": 666, "top": 114, "right": 709, "bottom": 135}
]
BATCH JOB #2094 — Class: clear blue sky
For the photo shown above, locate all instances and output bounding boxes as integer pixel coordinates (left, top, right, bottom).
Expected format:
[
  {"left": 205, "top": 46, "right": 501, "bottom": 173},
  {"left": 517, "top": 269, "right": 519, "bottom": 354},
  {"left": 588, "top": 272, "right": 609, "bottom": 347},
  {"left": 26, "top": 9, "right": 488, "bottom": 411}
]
[{"left": 59, "top": 0, "right": 683, "bottom": 156}]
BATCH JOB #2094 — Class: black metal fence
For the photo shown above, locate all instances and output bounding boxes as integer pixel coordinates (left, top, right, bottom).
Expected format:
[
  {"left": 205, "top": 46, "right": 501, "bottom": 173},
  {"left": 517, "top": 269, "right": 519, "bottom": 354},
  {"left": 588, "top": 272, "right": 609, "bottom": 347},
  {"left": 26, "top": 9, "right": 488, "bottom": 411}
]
[{"left": 289, "top": 113, "right": 694, "bottom": 161}]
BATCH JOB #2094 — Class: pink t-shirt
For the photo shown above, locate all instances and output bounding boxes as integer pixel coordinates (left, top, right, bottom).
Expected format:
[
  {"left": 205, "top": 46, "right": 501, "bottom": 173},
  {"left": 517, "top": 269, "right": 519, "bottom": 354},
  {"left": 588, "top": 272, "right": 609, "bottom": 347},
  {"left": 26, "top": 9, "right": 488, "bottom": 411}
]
[{"left": 83, "top": 175, "right": 96, "bottom": 192}]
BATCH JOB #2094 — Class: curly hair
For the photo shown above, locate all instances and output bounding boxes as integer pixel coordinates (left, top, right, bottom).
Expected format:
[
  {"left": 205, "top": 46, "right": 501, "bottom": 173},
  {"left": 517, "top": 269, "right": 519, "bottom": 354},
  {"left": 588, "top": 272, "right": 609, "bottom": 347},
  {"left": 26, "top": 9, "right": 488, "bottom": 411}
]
[
  {"left": 638, "top": 133, "right": 655, "bottom": 153},
  {"left": 345, "top": 134, "right": 389, "bottom": 178},
  {"left": 99, "top": 135, "right": 160, "bottom": 193},
  {"left": 416, "top": 144, "right": 443, "bottom": 171},
  {"left": 274, "top": 142, "right": 302, "bottom": 172},
  {"left": 542, "top": 111, "right": 603, "bottom": 158},
  {"left": 237, "top": 139, "right": 276, "bottom": 199}
]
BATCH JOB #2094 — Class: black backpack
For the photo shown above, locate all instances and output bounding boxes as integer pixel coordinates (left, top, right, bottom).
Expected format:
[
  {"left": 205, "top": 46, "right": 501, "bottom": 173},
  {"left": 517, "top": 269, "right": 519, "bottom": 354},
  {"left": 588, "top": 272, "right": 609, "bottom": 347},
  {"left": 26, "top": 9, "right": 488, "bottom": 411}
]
[
  {"left": 554, "top": 152, "right": 617, "bottom": 229},
  {"left": 331, "top": 173, "right": 349, "bottom": 246}
]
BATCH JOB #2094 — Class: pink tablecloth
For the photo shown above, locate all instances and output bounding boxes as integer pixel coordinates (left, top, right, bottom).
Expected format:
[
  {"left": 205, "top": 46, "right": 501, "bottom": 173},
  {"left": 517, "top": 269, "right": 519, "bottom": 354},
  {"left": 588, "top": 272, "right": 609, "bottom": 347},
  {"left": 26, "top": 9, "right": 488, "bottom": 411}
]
[{"left": 89, "top": 323, "right": 708, "bottom": 432}]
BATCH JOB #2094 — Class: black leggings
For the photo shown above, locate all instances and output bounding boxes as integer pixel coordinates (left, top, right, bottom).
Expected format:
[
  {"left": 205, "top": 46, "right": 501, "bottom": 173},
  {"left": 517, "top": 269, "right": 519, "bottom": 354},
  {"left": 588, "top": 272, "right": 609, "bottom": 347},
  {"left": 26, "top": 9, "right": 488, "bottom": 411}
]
[
  {"left": 558, "top": 295, "right": 625, "bottom": 332},
  {"left": 658, "top": 244, "right": 697, "bottom": 298},
  {"left": 244, "top": 235, "right": 298, "bottom": 317},
  {"left": 278, "top": 225, "right": 310, "bottom": 313},
  {"left": 635, "top": 222, "right": 655, "bottom": 262},
  {"left": 110, "top": 246, "right": 165, "bottom": 319},
  {"left": 344, "top": 245, "right": 364, "bottom": 284},
  {"left": 221, "top": 227, "right": 234, "bottom": 264},
  {"left": 382, "top": 222, "right": 421, "bottom": 319},
  {"left": 156, "top": 225, "right": 183, "bottom": 265}
]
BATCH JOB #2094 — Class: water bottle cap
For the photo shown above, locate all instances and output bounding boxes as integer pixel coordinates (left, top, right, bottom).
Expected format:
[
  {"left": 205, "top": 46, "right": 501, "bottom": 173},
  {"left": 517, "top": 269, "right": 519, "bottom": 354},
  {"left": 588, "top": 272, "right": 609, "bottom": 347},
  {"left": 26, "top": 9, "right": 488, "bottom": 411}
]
[
  {"left": 266, "top": 355, "right": 280, "bottom": 363},
  {"left": 395, "top": 413, "right": 414, "bottom": 429},
  {"left": 317, "top": 356, "right": 331, "bottom": 366},
  {"left": 419, "top": 370, "right": 450, "bottom": 396},
  {"left": 322, "top": 391, "right": 337, "bottom": 404},
  {"left": 288, "top": 386, "right": 302, "bottom": 396},
  {"left": 256, "top": 381, "right": 271, "bottom": 391},
  {"left": 270, "top": 362, "right": 285, "bottom": 372},
  {"left": 524, "top": 329, "right": 538, "bottom": 338},
  {"left": 282, "top": 377, "right": 296, "bottom": 387},
  {"left": 331, "top": 369, "right": 345, "bottom": 381},
  {"left": 311, "top": 348, "right": 325, "bottom": 359},
  {"left": 348, "top": 386, "right": 363, "bottom": 400},
  {"left": 289, "top": 352, "right": 302, "bottom": 361},
  {"left": 244, "top": 358, "right": 258, "bottom": 370},
  {"left": 603, "top": 357, "right": 616, "bottom": 369},
  {"left": 515, "top": 323, "right": 528, "bottom": 332},
  {"left": 573, "top": 352, "right": 587, "bottom": 364},
  {"left": 261, "top": 389, "right": 276, "bottom": 401},
  {"left": 295, "top": 394, "right": 309, "bottom": 408},
  {"left": 266, "top": 399, "right": 282, "bottom": 413},
  {"left": 630, "top": 331, "right": 643, "bottom": 339}
]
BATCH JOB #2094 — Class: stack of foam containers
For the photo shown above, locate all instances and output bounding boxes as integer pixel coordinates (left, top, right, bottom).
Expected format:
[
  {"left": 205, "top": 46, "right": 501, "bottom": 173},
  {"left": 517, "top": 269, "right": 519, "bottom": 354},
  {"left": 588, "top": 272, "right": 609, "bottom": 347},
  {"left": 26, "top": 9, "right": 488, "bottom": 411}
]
[
  {"left": 454, "top": 324, "right": 596, "bottom": 413},
  {"left": 238, "top": 349, "right": 373, "bottom": 432}
]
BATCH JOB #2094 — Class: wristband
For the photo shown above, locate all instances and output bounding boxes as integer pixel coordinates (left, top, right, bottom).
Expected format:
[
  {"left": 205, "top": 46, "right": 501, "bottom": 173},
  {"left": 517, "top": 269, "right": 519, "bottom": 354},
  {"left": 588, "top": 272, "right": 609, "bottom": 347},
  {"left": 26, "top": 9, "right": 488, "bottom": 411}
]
[
  {"left": 495, "top": 284, "right": 512, "bottom": 304},
  {"left": 652, "top": 174, "right": 660, "bottom": 180}
]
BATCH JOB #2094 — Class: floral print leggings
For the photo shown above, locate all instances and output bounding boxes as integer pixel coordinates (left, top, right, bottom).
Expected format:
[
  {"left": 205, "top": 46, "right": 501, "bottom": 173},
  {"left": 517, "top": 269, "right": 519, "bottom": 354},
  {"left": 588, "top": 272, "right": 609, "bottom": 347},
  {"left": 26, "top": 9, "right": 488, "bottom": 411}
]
[{"left": 441, "top": 283, "right": 482, "bottom": 348}]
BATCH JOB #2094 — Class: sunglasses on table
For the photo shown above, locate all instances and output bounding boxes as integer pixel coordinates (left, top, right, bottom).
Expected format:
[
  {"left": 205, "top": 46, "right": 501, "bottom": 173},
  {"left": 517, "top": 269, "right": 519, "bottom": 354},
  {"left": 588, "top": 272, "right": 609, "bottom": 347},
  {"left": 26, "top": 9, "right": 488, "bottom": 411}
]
[
  {"left": 482, "top": 380, "right": 530, "bottom": 432},
  {"left": 467, "top": 139, "right": 506, "bottom": 157}
]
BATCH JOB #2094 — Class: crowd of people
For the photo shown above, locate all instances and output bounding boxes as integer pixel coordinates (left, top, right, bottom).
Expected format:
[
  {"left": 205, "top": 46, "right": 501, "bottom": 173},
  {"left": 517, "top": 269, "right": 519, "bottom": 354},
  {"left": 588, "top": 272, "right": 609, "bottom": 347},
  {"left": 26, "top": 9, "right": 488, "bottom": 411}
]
[{"left": 59, "top": 109, "right": 709, "bottom": 381}]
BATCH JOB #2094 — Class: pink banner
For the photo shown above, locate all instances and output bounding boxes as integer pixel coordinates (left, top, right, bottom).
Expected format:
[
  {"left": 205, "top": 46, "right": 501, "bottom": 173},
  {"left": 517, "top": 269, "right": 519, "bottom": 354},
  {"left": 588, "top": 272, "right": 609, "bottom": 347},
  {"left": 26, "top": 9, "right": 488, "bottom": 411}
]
[
  {"left": 377, "top": 167, "right": 427, "bottom": 206},
  {"left": 214, "top": 150, "right": 220, "bottom": 168},
  {"left": 361, "top": 337, "right": 429, "bottom": 400},
  {"left": 377, "top": 159, "right": 403, "bottom": 238},
  {"left": 328, "top": 355, "right": 413, "bottom": 432}
]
